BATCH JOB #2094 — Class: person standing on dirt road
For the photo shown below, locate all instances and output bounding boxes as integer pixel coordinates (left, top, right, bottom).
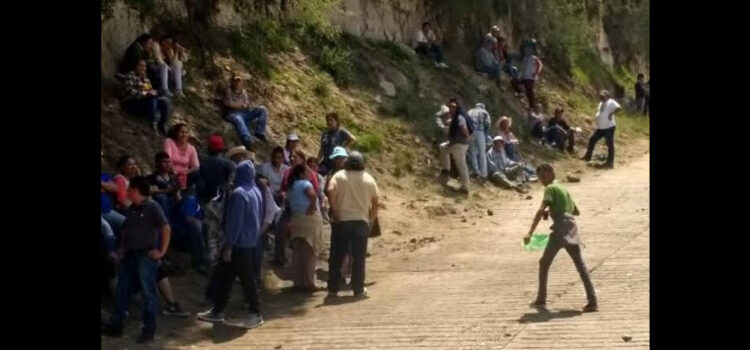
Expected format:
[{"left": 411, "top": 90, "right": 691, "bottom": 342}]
[
  {"left": 101, "top": 176, "right": 171, "bottom": 344},
  {"left": 523, "top": 164, "right": 598, "bottom": 313},
  {"left": 223, "top": 75, "right": 269, "bottom": 149},
  {"left": 438, "top": 99, "right": 472, "bottom": 194},
  {"left": 326, "top": 151, "right": 379, "bottom": 298},
  {"left": 581, "top": 90, "right": 621, "bottom": 168},
  {"left": 198, "top": 160, "right": 264, "bottom": 329},
  {"left": 466, "top": 103, "right": 492, "bottom": 181}
]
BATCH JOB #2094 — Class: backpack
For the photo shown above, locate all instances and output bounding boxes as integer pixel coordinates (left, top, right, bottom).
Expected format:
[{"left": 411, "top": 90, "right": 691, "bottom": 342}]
[{"left": 449, "top": 107, "right": 474, "bottom": 141}]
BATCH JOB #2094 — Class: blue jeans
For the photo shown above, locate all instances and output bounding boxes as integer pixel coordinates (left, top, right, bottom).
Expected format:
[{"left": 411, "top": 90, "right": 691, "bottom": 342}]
[
  {"left": 111, "top": 251, "right": 159, "bottom": 334},
  {"left": 415, "top": 43, "right": 444, "bottom": 63},
  {"left": 583, "top": 126, "right": 616, "bottom": 165},
  {"left": 102, "top": 210, "right": 126, "bottom": 240},
  {"left": 125, "top": 97, "right": 171, "bottom": 128},
  {"left": 226, "top": 107, "right": 268, "bottom": 144},
  {"left": 101, "top": 217, "right": 116, "bottom": 253},
  {"left": 479, "top": 62, "right": 501, "bottom": 82},
  {"left": 467, "top": 132, "right": 488, "bottom": 178},
  {"left": 152, "top": 194, "right": 174, "bottom": 219}
]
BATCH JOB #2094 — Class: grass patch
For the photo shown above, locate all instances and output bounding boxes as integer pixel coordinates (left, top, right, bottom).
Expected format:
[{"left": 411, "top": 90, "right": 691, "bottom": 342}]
[
  {"left": 377, "top": 40, "right": 414, "bottom": 62},
  {"left": 356, "top": 132, "right": 384, "bottom": 154}
]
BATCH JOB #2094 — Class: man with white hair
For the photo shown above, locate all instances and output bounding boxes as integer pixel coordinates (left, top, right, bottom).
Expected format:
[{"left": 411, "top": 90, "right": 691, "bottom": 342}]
[{"left": 581, "top": 90, "right": 621, "bottom": 168}]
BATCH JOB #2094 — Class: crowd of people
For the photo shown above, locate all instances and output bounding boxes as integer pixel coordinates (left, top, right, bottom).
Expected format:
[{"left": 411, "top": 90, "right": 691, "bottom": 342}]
[
  {"left": 103, "top": 33, "right": 382, "bottom": 344},
  {"left": 101, "top": 21, "right": 645, "bottom": 343}
]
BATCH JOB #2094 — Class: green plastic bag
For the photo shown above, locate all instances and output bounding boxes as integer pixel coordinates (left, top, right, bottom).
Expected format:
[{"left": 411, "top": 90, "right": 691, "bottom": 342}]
[{"left": 523, "top": 233, "right": 549, "bottom": 251}]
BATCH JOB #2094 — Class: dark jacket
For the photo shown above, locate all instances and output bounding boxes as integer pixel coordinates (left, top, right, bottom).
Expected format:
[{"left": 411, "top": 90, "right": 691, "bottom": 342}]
[{"left": 120, "top": 41, "right": 149, "bottom": 74}]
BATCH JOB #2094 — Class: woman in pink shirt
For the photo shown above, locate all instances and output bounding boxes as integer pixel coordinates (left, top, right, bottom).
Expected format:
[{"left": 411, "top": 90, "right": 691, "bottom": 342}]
[{"left": 164, "top": 123, "right": 200, "bottom": 189}]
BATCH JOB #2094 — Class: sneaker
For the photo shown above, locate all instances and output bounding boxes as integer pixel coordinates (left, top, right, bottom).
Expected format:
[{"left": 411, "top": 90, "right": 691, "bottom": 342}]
[
  {"left": 582, "top": 303, "right": 599, "bottom": 312},
  {"left": 327, "top": 291, "right": 339, "bottom": 298},
  {"left": 161, "top": 90, "right": 174, "bottom": 98},
  {"left": 435, "top": 62, "right": 449, "bottom": 69},
  {"left": 101, "top": 324, "right": 123, "bottom": 337},
  {"left": 353, "top": 288, "right": 369, "bottom": 298},
  {"left": 198, "top": 309, "right": 226, "bottom": 323},
  {"left": 163, "top": 302, "right": 190, "bottom": 317},
  {"left": 176, "top": 90, "right": 186, "bottom": 99},
  {"left": 457, "top": 187, "right": 469, "bottom": 195},
  {"left": 136, "top": 331, "right": 155, "bottom": 344},
  {"left": 243, "top": 313, "right": 264, "bottom": 329},
  {"left": 527, "top": 175, "right": 539, "bottom": 182}
]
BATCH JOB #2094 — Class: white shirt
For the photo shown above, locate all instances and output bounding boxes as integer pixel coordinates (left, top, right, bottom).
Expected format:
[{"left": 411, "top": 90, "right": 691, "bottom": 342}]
[
  {"left": 415, "top": 29, "right": 437, "bottom": 45},
  {"left": 595, "top": 98, "right": 621, "bottom": 129}
]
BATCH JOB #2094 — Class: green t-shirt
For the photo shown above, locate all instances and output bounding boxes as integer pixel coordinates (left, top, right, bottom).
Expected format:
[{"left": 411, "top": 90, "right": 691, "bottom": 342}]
[{"left": 543, "top": 181, "right": 576, "bottom": 219}]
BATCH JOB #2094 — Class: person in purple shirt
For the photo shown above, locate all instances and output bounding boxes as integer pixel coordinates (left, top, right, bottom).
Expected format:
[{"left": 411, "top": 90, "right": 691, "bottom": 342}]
[{"left": 198, "top": 160, "right": 264, "bottom": 329}]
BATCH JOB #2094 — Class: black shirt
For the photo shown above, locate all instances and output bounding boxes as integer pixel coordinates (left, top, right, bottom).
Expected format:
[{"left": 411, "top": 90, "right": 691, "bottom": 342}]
[
  {"left": 198, "top": 155, "right": 236, "bottom": 201},
  {"left": 121, "top": 198, "right": 169, "bottom": 251},
  {"left": 635, "top": 81, "right": 647, "bottom": 99},
  {"left": 547, "top": 116, "right": 571, "bottom": 131},
  {"left": 148, "top": 172, "right": 178, "bottom": 193}
]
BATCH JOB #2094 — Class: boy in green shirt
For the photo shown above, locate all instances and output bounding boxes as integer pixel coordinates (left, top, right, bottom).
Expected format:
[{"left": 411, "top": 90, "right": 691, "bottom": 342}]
[{"left": 524, "top": 164, "right": 598, "bottom": 312}]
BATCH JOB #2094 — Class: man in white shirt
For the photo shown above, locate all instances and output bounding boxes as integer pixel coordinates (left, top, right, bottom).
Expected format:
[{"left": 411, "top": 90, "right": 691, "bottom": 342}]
[
  {"left": 581, "top": 90, "right": 621, "bottom": 168},
  {"left": 414, "top": 21, "right": 449, "bottom": 69}
]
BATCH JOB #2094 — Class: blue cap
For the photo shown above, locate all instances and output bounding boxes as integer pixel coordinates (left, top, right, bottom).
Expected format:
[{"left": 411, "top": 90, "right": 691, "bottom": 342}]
[{"left": 329, "top": 146, "right": 348, "bottom": 160}]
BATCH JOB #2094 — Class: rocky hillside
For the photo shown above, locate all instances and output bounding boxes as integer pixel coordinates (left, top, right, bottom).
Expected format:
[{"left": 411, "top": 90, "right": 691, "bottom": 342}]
[{"left": 100, "top": 0, "right": 649, "bottom": 188}]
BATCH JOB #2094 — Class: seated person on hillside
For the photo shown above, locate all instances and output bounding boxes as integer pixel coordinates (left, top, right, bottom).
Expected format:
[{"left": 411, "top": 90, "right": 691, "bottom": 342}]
[
  {"left": 486, "top": 136, "right": 528, "bottom": 192},
  {"left": 120, "top": 34, "right": 155, "bottom": 75},
  {"left": 475, "top": 35, "right": 502, "bottom": 85},
  {"left": 154, "top": 35, "right": 188, "bottom": 98},
  {"left": 223, "top": 75, "right": 268, "bottom": 148},
  {"left": 148, "top": 152, "right": 181, "bottom": 217},
  {"left": 545, "top": 107, "right": 577, "bottom": 154},
  {"left": 495, "top": 116, "right": 538, "bottom": 181},
  {"left": 527, "top": 103, "right": 546, "bottom": 140},
  {"left": 197, "top": 135, "right": 236, "bottom": 204},
  {"left": 414, "top": 21, "right": 449, "bottom": 69},
  {"left": 122, "top": 59, "right": 171, "bottom": 135}
]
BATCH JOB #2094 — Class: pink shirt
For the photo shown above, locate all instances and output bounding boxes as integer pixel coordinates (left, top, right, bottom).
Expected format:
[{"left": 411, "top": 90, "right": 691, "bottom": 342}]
[{"left": 163, "top": 138, "right": 199, "bottom": 175}]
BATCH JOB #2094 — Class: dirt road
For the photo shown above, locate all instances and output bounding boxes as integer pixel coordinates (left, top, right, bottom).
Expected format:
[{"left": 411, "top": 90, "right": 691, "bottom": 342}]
[{"left": 102, "top": 153, "right": 649, "bottom": 349}]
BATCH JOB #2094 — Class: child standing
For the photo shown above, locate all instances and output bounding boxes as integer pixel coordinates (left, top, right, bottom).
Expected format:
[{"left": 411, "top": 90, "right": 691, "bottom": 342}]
[{"left": 523, "top": 164, "right": 598, "bottom": 312}]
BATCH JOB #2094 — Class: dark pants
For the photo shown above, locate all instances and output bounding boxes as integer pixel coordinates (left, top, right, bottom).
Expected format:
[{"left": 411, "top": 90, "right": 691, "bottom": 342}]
[
  {"left": 583, "top": 126, "right": 616, "bottom": 166},
  {"left": 415, "top": 43, "right": 444, "bottom": 63},
  {"left": 537, "top": 238, "right": 597, "bottom": 304},
  {"left": 110, "top": 251, "right": 159, "bottom": 334},
  {"left": 213, "top": 248, "right": 261, "bottom": 314},
  {"left": 274, "top": 208, "right": 291, "bottom": 264},
  {"left": 545, "top": 127, "right": 576, "bottom": 153},
  {"left": 172, "top": 219, "right": 206, "bottom": 267},
  {"left": 253, "top": 234, "right": 264, "bottom": 287},
  {"left": 328, "top": 220, "right": 369, "bottom": 294},
  {"left": 124, "top": 97, "right": 171, "bottom": 128},
  {"left": 523, "top": 79, "right": 536, "bottom": 107}
]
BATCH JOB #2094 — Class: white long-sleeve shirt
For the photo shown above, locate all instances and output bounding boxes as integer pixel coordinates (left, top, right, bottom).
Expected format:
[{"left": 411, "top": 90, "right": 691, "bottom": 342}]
[{"left": 486, "top": 147, "right": 518, "bottom": 174}]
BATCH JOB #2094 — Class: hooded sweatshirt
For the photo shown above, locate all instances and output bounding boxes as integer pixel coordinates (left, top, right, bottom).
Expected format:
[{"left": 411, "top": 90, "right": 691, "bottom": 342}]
[{"left": 224, "top": 160, "right": 262, "bottom": 249}]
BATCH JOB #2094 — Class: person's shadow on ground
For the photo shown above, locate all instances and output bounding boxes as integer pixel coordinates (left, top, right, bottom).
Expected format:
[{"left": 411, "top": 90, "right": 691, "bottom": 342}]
[{"left": 518, "top": 308, "right": 582, "bottom": 324}]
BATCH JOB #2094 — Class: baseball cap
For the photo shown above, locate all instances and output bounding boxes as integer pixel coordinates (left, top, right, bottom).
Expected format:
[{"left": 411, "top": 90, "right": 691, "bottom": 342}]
[
  {"left": 435, "top": 105, "right": 450, "bottom": 116},
  {"left": 329, "top": 146, "right": 348, "bottom": 160},
  {"left": 208, "top": 134, "right": 225, "bottom": 152},
  {"left": 287, "top": 133, "right": 300, "bottom": 141}
]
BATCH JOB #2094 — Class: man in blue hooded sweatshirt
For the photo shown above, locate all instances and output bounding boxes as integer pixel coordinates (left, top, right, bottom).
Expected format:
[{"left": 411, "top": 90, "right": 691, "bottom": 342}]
[{"left": 198, "top": 160, "right": 264, "bottom": 329}]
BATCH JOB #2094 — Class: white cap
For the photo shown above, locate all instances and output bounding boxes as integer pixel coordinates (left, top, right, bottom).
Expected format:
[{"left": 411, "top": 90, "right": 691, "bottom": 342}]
[
  {"left": 435, "top": 105, "right": 450, "bottom": 116},
  {"left": 492, "top": 135, "right": 505, "bottom": 142}
]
